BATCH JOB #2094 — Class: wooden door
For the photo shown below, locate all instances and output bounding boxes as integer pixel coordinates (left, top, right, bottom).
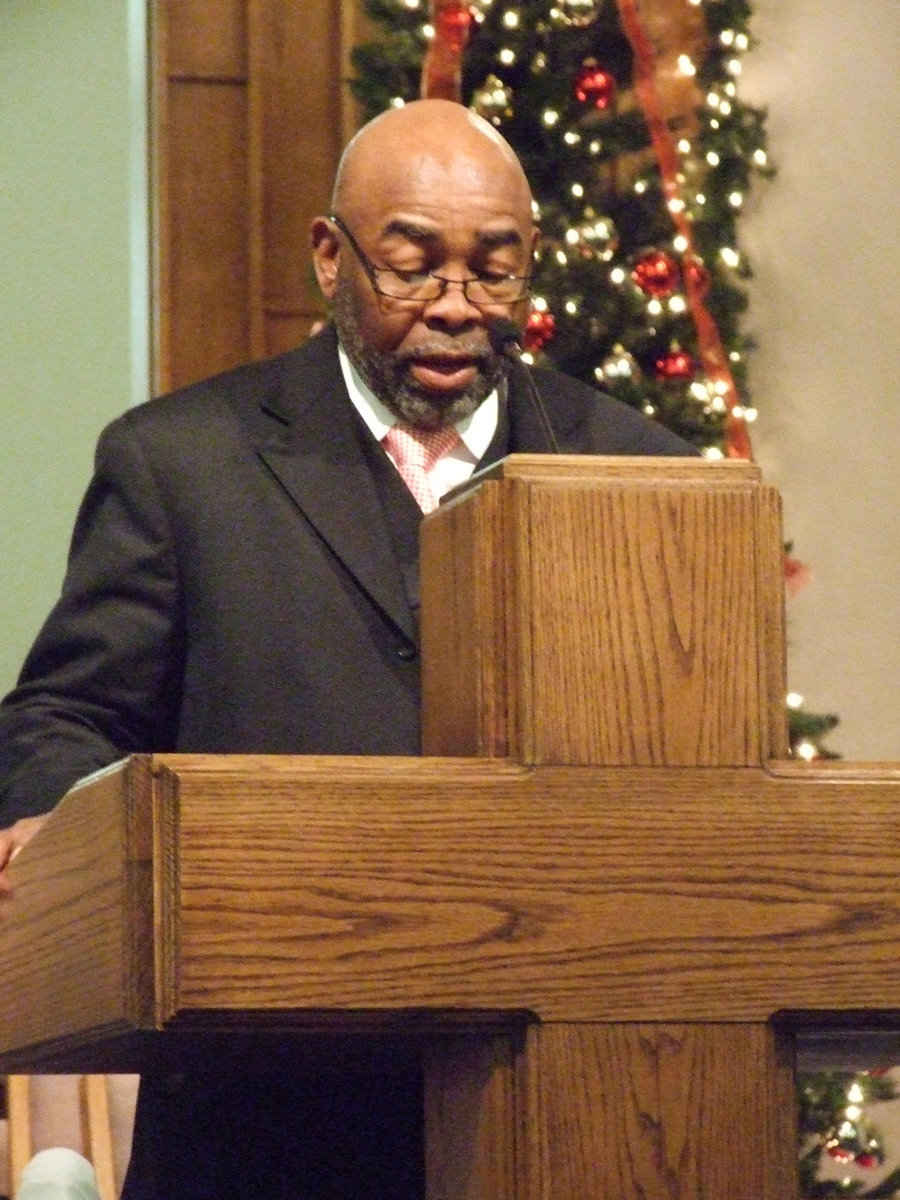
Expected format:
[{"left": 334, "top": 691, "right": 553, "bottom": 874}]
[{"left": 154, "top": 0, "right": 366, "bottom": 392}]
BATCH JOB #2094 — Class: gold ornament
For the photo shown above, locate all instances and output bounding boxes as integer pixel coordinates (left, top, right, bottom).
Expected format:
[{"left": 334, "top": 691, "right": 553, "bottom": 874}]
[
  {"left": 471, "top": 74, "right": 513, "bottom": 124},
  {"left": 548, "top": 0, "right": 604, "bottom": 29}
]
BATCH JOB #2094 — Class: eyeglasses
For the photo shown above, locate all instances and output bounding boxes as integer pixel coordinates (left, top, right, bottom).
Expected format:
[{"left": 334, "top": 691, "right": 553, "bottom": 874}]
[{"left": 330, "top": 213, "right": 531, "bottom": 307}]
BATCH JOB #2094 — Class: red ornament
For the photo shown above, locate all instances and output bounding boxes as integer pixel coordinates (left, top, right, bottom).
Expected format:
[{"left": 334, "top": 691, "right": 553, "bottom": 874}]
[
  {"left": 631, "top": 249, "right": 680, "bottom": 298},
  {"left": 421, "top": 2, "right": 474, "bottom": 101},
  {"left": 654, "top": 348, "right": 696, "bottom": 381},
  {"left": 826, "top": 1144, "right": 854, "bottom": 1164},
  {"left": 855, "top": 1153, "right": 878, "bottom": 1169},
  {"left": 574, "top": 62, "right": 616, "bottom": 110},
  {"left": 523, "top": 309, "right": 556, "bottom": 351},
  {"left": 434, "top": 1, "right": 473, "bottom": 53}
]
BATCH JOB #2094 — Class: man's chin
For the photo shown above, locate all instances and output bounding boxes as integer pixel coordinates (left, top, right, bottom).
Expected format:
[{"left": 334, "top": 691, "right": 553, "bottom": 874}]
[{"left": 389, "top": 384, "right": 487, "bottom": 431}]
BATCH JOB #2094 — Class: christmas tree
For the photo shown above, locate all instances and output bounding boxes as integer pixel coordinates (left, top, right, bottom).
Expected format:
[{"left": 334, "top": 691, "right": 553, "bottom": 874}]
[{"left": 348, "top": 2, "right": 886, "bottom": 1192}]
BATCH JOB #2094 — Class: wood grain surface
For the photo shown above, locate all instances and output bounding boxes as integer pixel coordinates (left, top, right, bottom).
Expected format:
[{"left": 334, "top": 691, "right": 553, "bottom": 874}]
[
  {"left": 58, "top": 754, "right": 885, "bottom": 1028},
  {"left": 422, "top": 456, "right": 787, "bottom": 766},
  {"left": 0, "top": 760, "right": 155, "bottom": 1059}
]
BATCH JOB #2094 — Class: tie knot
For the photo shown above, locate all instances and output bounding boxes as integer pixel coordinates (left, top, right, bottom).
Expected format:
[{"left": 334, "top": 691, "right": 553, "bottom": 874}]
[
  {"left": 382, "top": 422, "right": 461, "bottom": 513},
  {"left": 383, "top": 422, "right": 460, "bottom": 473}
]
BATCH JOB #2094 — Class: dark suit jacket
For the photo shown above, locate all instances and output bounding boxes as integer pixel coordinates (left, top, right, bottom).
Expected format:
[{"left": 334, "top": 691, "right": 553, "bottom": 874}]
[{"left": 0, "top": 325, "right": 695, "bottom": 823}]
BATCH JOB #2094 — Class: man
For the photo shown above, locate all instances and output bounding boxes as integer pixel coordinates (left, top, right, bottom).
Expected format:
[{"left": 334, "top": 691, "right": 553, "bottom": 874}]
[{"left": 0, "top": 99, "right": 695, "bottom": 1198}]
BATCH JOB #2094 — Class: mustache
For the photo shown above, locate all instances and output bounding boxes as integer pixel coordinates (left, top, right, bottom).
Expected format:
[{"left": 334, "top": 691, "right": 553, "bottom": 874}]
[{"left": 397, "top": 339, "right": 496, "bottom": 365}]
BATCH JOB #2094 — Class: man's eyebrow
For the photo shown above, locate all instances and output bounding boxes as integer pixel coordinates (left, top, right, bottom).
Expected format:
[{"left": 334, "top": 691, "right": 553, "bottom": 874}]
[
  {"left": 381, "top": 218, "right": 441, "bottom": 243},
  {"left": 477, "top": 228, "right": 525, "bottom": 251}
]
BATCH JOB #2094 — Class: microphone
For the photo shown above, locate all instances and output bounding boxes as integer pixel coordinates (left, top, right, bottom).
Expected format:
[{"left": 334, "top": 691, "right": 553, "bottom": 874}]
[{"left": 488, "top": 318, "right": 561, "bottom": 455}]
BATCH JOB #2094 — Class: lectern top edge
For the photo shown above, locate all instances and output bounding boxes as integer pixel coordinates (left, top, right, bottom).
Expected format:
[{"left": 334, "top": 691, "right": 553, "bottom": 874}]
[{"left": 437, "top": 452, "right": 763, "bottom": 504}]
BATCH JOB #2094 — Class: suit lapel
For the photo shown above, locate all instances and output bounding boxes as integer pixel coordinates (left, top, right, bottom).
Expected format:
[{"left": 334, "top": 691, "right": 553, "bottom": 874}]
[{"left": 252, "top": 330, "right": 417, "bottom": 644}]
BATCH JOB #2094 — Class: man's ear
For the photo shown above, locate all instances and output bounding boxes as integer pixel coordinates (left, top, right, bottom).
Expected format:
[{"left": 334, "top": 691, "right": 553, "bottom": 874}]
[{"left": 311, "top": 216, "right": 340, "bottom": 300}]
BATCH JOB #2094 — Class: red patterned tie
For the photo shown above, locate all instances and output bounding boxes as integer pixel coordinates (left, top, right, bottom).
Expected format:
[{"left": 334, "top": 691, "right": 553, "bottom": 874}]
[{"left": 382, "top": 422, "right": 462, "bottom": 514}]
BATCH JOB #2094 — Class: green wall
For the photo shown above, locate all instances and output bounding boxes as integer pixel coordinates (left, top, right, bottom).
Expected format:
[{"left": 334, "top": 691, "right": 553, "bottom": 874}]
[{"left": 0, "top": 0, "right": 150, "bottom": 695}]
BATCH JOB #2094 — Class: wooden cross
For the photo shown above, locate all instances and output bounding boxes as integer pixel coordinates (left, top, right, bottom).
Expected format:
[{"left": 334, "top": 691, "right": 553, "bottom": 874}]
[{"left": 2, "top": 457, "right": 898, "bottom": 1198}]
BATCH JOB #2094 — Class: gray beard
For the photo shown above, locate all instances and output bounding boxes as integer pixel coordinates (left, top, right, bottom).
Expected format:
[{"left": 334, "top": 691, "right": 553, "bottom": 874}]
[{"left": 332, "top": 282, "right": 508, "bottom": 431}]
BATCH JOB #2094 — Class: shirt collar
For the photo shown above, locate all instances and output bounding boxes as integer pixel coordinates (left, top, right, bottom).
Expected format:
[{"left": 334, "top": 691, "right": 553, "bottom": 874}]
[{"left": 337, "top": 340, "right": 499, "bottom": 464}]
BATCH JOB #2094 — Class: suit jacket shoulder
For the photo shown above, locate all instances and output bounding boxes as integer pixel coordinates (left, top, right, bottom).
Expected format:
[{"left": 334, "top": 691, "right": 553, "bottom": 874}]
[{"left": 529, "top": 363, "right": 700, "bottom": 457}]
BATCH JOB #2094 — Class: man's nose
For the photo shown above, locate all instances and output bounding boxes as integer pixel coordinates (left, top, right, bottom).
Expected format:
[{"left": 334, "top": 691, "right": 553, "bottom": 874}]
[{"left": 422, "top": 277, "right": 484, "bottom": 325}]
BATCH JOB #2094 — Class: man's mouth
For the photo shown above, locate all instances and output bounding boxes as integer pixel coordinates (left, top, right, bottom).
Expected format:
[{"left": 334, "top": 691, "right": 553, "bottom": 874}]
[{"left": 406, "top": 354, "right": 484, "bottom": 392}]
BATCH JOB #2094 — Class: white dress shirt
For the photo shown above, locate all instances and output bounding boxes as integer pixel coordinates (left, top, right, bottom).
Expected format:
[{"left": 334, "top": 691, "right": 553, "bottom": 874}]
[{"left": 337, "top": 342, "right": 499, "bottom": 502}]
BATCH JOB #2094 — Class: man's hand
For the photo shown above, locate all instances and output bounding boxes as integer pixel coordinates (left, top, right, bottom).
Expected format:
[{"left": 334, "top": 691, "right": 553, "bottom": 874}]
[{"left": 0, "top": 815, "right": 49, "bottom": 897}]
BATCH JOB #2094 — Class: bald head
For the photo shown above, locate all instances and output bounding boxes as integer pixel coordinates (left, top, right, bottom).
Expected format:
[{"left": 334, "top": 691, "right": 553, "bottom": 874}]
[{"left": 332, "top": 98, "right": 533, "bottom": 223}]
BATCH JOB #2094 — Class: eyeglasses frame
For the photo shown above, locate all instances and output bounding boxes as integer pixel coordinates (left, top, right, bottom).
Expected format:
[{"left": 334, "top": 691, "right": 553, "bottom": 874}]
[{"left": 329, "top": 213, "right": 532, "bottom": 308}]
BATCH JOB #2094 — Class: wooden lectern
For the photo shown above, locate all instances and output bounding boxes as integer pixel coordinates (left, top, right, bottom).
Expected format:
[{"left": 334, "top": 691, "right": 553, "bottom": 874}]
[{"left": 2, "top": 456, "right": 899, "bottom": 1198}]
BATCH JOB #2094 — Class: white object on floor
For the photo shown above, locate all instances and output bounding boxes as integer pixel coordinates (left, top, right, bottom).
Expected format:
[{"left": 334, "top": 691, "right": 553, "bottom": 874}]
[{"left": 15, "top": 1148, "right": 101, "bottom": 1200}]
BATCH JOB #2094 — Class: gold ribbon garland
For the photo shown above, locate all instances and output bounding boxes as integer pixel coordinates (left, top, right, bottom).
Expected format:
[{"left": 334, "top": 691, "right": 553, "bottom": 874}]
[{"left": 615, "top": 0, "right": 752, "bottom": 459}]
